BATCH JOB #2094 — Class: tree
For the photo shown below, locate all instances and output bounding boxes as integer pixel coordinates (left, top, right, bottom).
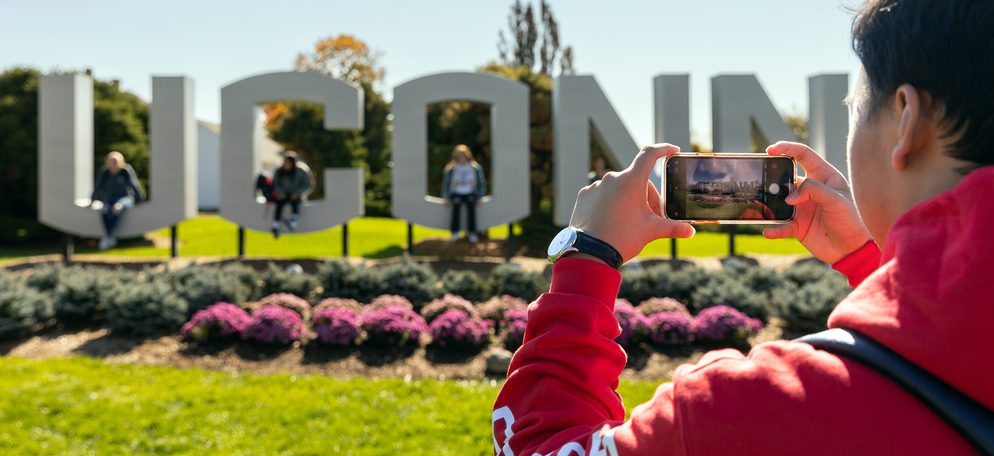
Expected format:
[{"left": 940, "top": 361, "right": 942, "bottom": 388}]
[
  {"left": 498, "top": 0, "right": 574, "bottom": 76},
  {"left": 0, "top": 67, "right": 149, "bottom": 244},
  {"left": 265, "top": 35, "right": 392, "bottom": 216}
]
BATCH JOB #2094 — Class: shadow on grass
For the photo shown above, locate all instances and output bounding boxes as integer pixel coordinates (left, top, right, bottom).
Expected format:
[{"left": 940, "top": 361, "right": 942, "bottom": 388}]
[
  {"left": 425, "top": 344, "right": 484, "bottom": 364},
  {"left": 364, "top": 245, "right": 408, "bottom": 259},
  {"left": 301, "top": 344, "right": 355, "bottom": 364},
  {"left": 72, "top": 332, "right": 143, "bottom": 357},
  {"left": 356, "top": 344, "right": 418, "bottom": 366}
]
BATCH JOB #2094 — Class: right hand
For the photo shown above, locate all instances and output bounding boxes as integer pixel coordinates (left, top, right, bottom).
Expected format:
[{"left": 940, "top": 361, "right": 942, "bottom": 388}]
[{"left": 763, "top": 142, "right": 872, "bottom": 264}]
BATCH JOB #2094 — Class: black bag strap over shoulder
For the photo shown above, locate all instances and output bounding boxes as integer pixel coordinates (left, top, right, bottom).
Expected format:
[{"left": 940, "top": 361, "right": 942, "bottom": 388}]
[{"left": 796, "top": 328, "right": 994, "bottom": 455}]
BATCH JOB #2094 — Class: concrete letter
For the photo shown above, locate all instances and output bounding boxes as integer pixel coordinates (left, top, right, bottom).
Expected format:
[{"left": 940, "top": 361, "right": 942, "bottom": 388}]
[
  {"left": 38, "top": 74, "right": 196, "bottom": 237},
  {"left": 219, "top": 72, "right": 364, "bottom": 232},
  {"left": 391, "top": 72, "right": 529, "bottom": 230}
]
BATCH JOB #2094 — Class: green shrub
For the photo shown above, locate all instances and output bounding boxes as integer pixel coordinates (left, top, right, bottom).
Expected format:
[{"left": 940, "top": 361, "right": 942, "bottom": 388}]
[
  {"left": 317, "top": 259, "right": 372, "bottom": 301},
  {"left": 25, "top": 263, "right": 64, "bottom": 292},
  {"left": 618, "top": 266, "right": 667, "bottom": 305},
  {"left": 166, "top": 266, "right": 254, "bottom": 316},
  {"left": 620, "top": 264, "right": 708, "bottom": 307},
  {"left": 374, "top": 258, "right": 441, "bottom": 309},
  {"left": 105, "top": 280, "right": 188, "bottom": 337},
  {"left": 258, "top": 263, "right": 318, "bottom": 299},
  {"left": 53, "top": 267, "right": 115, "bottom": 326},
  {"left": 441, "top": 270, "right": 487, "bottom": 303},
  {"left": 773, "top": 273, "right": 851, "bottom": 333},
  {"left": 690, "top": 272, "right": 770, "bottom": 320},
  {"left": 0, "top": 277, "right": 54, "bottom": 339},
  {"left": 488, "top": 264, "right": 547, "bottom": 301},
  {"left": 219, "top": 263, "right": 260, "bottom": 297},
  {"left": 783, "top": 260, "right": 835, "bottom": 286}
]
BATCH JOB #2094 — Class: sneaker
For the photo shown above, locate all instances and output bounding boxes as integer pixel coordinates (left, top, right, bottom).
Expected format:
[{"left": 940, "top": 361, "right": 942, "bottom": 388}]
[
  {"left": 108, "top": 237, "right": 117, "bottom": 249},
  {"left": 468, "top": 233, "right": 479, "bottom": 243},
  {"left": 272, "top": 222, "right": 281, "bottom": 239},
  {"left": 98, "top": 237, "right": 111, "bottom": 251},
  {"left": 450, "top": 232, "right": 460, "bottom": 241},
  {"left": 288, "top": 216, "right": 299, "bottom": 233}
]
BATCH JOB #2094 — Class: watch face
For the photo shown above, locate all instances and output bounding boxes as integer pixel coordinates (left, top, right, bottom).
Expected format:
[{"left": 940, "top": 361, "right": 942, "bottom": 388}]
[{"left": 547, "top": 227, "right": 578, "bottom": 258}]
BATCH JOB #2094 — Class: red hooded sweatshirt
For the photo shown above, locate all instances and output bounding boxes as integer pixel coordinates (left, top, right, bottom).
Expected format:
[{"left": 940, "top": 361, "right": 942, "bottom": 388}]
[{"left": 493, "top": 167, "right": 994, "bottom": 455}]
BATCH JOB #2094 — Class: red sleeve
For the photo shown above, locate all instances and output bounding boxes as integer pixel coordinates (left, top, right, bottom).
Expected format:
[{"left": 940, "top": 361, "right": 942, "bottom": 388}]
[
  {"left": 831, "top": 241, "right": 882, "bottom": 288},
  {"left": 493, "top": 258, "right": 696, "bottom": 456}
]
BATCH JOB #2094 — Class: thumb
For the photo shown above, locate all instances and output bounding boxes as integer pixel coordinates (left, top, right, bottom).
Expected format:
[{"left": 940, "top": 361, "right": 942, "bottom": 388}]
[
  {"left": 787, "top": 179, "right": 847, "bottom": 207},
  {"left": 653, "top": 218, "right": 695, "bottom": 239}
]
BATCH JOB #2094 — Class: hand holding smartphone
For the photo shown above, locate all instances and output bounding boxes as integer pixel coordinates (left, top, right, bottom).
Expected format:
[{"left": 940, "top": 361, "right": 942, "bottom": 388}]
[{"left": 663, "top": 153, "right": 796, "bottom": 224}]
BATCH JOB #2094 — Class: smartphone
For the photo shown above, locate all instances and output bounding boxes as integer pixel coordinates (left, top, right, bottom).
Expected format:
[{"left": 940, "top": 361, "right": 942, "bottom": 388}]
[{"left": 663, "top": 153, "right": 796, "bottom": 224}]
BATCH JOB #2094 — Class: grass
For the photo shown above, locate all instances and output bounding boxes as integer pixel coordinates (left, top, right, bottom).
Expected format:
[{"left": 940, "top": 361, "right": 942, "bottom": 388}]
[
  {"left": 0, "top": 357, "right": 662, "bottom": 455},
  {"left": 0, "top": 215, "right": 807, "bottom": 262}
]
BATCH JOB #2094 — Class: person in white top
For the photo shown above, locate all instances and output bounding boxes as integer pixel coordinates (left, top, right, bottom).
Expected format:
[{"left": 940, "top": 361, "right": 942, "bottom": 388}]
[{"left": 441, "top": 144, "right": 487, "bottom": 242}]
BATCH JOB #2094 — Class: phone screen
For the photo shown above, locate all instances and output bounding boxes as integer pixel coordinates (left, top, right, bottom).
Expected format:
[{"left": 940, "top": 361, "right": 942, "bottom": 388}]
[{"left": 664, "top": 155, "right": 795, "bottom": 223}]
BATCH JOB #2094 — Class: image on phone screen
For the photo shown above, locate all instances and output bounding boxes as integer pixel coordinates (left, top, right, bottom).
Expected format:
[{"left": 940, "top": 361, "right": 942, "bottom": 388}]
[{"left": 665, "top": 156, "right": 794, "bottom": 223}]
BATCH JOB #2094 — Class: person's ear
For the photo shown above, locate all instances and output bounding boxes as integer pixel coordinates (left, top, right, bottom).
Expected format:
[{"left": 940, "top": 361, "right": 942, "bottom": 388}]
[{"left": 891, "top": 84, "right": 921, "bottom": 172}]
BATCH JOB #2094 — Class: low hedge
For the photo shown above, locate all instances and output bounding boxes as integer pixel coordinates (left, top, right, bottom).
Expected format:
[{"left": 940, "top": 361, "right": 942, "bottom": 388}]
[
  {"left": 1, "top": 256, "right": 852, "bottom": 347},
  {"left": 0, "top": 275, "right": 54, "bottom": 339}
]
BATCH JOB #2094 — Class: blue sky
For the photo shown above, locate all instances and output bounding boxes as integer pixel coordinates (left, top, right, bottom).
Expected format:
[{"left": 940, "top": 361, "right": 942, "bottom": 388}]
[{"left": 1, "top": 0, "right": 861, "bottom": 147}]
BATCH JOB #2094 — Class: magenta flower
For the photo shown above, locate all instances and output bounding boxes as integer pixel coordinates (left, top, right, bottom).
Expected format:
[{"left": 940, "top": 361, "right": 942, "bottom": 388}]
[
  {"left": 614, "top": 299, "right": 648, "bottom": 348},
  {"left": 646, "top": 311, "right": 695, "bottom": 346},
  {"left": 367, "top": 294, "right": 415, "bottom": 311},
  {"left": 420, "top": 294, "right": 476, "bottom": 323},
  {"left": 637, "top": 297, "right": 689, "bottom": 316},
  {"left": 478, "top": 295, "right": 528, "bottom": 332},
  {"left": 255, "top": 293, "right": 312, "bottom": 320},
  {"left": 693, "top": 305, "right": 763, "bottom": 345},
  {"left": 243, "top": 305, "right": 309, "bottom": 345},
  {"left": 360, "top": 304, "right": 429, "bottom": 348},
  {"left": 181, "top": 302, "right": 251, "bottom": 343},
  {"left": 312, "top": 307, "right": 360, "bottom": 346},
  {"left": 428, "top": 309, "right": 490, "bottom": 351},
  {"left": 499, "top": 308, "right": 528, "bottom": 352},
  {"left": 314, "top": 297, "right": 362, "bottom": 313}
]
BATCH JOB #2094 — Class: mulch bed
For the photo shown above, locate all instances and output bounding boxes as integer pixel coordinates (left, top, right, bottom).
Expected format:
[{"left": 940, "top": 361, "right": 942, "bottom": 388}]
[{"left": 0, "top": 321, "right": 787, "bottom": 381}]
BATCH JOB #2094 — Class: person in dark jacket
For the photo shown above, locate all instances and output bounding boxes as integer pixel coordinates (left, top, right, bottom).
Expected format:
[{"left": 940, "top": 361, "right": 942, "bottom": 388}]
[
  {"left": 89, "top": 151, "right": 145, "bottom": 250},
  {"left": 441, "top": 144, "right": 486, "bottom": 243},
  {"left": 588, "top": 156, "right": 611, "bottom": 184},
  {"left": 271, "top": 152, "right": 312, "bottom": 238}
]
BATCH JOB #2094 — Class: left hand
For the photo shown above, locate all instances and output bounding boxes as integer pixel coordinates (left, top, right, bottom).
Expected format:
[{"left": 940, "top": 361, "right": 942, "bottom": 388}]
[{"left": 569, "top": 144, "right": 695, "bottom": 262}]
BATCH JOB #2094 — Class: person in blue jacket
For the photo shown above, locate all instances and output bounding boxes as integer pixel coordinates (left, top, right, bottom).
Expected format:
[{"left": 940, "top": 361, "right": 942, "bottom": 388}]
[
  {"left": 89, "top": 151, "right": 145, "bottom": 250},
  {"left": 441, "top": 144, "right": 486, "bottom": 243}
]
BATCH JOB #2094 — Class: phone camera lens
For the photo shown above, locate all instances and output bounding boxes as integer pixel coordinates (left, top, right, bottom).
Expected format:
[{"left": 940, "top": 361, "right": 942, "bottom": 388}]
[{"left": 772, "top": 163, "right": 778, "bottom": 169}]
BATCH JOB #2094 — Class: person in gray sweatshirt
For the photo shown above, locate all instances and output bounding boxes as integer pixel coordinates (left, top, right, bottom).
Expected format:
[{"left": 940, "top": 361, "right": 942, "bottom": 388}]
[
  {"left": 89, "top": 151, "right": 145, "bottom": 250},
  {"left": 271, "top": 151, "right": 312, "bottom": 238}
]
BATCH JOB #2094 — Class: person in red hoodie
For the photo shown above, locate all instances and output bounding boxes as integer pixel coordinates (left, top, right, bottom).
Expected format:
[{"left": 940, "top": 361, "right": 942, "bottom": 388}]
[{"left": 493, "top": 0, "right": 994, "bottom": 454}]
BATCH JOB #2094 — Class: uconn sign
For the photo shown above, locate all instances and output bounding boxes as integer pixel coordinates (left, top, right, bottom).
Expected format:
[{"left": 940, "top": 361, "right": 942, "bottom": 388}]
[{"left": 37, "top": 71, "right": 847, "bottom": 237}]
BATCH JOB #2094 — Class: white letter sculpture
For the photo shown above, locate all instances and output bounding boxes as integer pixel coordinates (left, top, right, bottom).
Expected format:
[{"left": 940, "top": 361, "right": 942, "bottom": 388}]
[
  {"left": 553, "top": 75, "right": 650, "bottom": 226},
  {"left": 219, "top": 72, "right": 364, "bottom": 232},
  {"left": 808, "top": 74, "right": 850, "bottom": 177},
  {"left": 391, "top": 72, "right": 529, "bottom": 230},
  {"left": 38, "top": 74, "right": 196, "bottom": 238},
  {"left": 711, "top": 74, "right": 798, "bottom": 152}
]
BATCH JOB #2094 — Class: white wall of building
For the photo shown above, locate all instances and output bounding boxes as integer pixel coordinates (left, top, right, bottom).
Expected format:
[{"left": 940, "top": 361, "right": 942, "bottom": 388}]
[{"left": 197, "top": 120, "right": 283, "bottom": 211}]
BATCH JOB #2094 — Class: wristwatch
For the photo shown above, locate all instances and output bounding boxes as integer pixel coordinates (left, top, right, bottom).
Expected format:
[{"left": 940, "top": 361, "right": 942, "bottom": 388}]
[{"left": 547, "top": 227, "right": 624, "bottom": 269}]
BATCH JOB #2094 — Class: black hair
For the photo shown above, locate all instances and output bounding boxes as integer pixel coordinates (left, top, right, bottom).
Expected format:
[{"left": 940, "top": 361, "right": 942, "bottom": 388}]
[{"left": 852, "top": 0, "right": 994, "bottom": 167}]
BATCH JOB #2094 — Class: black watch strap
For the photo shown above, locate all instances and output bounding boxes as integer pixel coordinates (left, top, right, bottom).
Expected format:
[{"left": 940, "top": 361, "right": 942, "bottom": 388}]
[{"left": 573, "top": 231, "right": 624, "bottom": 269}]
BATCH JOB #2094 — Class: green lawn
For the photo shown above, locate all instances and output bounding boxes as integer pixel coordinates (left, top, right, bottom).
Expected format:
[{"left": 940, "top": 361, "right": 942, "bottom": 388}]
[
  {"left": 0, "top": 215, "right": 807, "bottom": 262},
  {"left": 0, "top": 357, "right": 661, "bottom": 455}
]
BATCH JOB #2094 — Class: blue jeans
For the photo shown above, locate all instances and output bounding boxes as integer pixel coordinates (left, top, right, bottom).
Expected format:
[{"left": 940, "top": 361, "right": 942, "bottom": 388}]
[
  {"left": 100, "top": 196, "right": 128, "bottom": 236},
  {"left": 449, "top": 194, "right": 478, "bottom": 233}
]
